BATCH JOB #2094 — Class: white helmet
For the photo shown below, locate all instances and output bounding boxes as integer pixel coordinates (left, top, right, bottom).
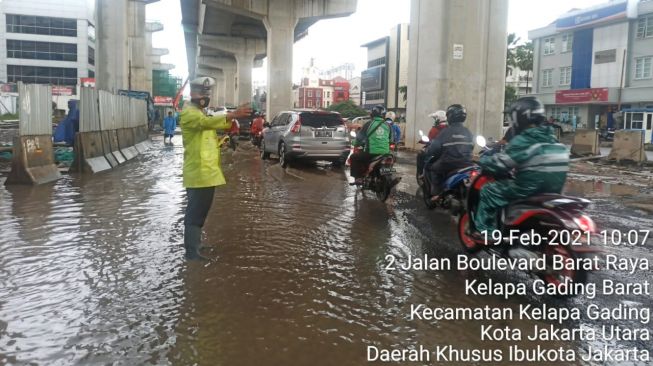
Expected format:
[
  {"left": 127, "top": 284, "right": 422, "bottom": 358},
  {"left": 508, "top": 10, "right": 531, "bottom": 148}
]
[
  {"left": 428, "top": 110, "right": 447, "bottom": 123},
  {"left": 385, "top": 111, "right": 396, "bottom": 121}
]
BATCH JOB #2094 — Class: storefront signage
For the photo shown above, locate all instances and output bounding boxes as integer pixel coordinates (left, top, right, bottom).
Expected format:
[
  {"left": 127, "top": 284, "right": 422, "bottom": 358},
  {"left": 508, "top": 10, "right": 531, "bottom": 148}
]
[
  {"left": 556, "top": 2, "right": 627, "bottom": 30},
  {"left": 594, "top": 49, "right": 617, "bottom": 64},
  {"left": 52, "top": 86, "right": 74, "bottom": 96},
  {"left": 153, "top": 96, "right": 174, "bottom": 106},
  {"left": 80, "top": 78, "right": 96, "bottom": 88},
  {"left": 555, "top": 88, "right": 609, "bottom": 104}
]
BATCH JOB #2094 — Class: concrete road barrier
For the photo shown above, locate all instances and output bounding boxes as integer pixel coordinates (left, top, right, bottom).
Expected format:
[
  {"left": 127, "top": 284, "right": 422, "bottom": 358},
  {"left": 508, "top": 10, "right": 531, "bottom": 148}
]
[
  {"left": 71, "top": 132, "right": 112, "bottom": 173},
  {"left": 571, "top": 129, "right": 599, "bottom": 156},
  {"left": 608, "top": 130, "right": 647, "bottom": 163},
  {"left": 5, "top": 135, "right": 62, "bottom": 185},
  {"left": 117, "top": 128, "right": 139, "bottom": 160}
]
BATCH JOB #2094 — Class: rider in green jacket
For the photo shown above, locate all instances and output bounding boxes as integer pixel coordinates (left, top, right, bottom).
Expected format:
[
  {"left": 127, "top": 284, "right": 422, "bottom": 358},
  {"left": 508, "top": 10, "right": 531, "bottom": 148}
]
[
  {"left": 350, "top": 105, "right": 393, "bottom": 184},
  {"left": 475, "top": 97, "right": 570, "bottom": 235}
]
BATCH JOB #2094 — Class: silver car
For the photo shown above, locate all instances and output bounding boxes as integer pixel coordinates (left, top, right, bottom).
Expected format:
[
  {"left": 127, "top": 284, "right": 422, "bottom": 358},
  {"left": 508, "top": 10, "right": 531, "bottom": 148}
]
[{"left": 260, "top": 110, "right": 350, "bottom": 168}]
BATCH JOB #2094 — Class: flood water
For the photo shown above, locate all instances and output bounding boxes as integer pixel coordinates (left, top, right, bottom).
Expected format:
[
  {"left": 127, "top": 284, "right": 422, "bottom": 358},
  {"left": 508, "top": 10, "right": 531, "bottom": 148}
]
[{"left": 0, "top": 140, "right": 650, "bottom": 365}]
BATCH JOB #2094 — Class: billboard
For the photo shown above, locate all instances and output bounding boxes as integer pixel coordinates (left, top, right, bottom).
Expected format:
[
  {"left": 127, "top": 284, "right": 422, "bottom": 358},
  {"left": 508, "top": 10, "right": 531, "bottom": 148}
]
[
  {"left": 52, "top": 86, "right": 74, "bottom": 96},
  {"left": 361, "top": 66, "right": 384, "bottom": 91},
  {"left": 153, "top": 96, "right": 174, "bottom": 106},
  {"left": 555, "top": 88, "right": 609, "bottom": 104}
]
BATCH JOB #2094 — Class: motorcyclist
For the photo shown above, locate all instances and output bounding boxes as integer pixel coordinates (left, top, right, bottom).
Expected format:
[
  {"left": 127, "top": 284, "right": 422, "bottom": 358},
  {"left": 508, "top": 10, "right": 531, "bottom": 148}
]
[
  {"left": 350, "top": 105, "right": 394, "bottom": 185},
  {"left": 251, "top": 112, "right": 265, "bottom": 136},
  {"left": 428, "top": 110, "right": 448, "bottom": 140},
  {"left": 424, "top": 104, "right": 474, "bottom": 200},
  {"left": 473, "top": 97, "right": 569, "bottom": 236},
  {"left": 385, "top": 111, "right": 401, "bottom": 149}
]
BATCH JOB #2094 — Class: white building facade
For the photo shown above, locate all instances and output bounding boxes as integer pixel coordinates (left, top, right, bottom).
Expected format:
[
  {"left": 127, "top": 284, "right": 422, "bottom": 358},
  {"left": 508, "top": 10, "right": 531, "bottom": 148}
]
[
  {"left": 0, "top": 0, "right": 96, "bottom": 109},
  {"left": 529, "top": 0, "right": 653, "bottom": 142}
]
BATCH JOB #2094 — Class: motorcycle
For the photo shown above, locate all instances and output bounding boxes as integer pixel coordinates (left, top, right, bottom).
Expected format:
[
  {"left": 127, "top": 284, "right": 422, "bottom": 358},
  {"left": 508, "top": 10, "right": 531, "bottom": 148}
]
[
  {"left": 349, "top": 131, "right": 400, "bottom": 202},
  {"left": 251, "top": 130, "right": 263, "bottom": 148},
  {"left": 457, "top": 136, "right": 598, "bottom": 294},
  {"left": 599, "top": 128, "right": 615, "bottom": 142},
  {"left": 417, "top": 130, "right": 479, "bottom": 214}
]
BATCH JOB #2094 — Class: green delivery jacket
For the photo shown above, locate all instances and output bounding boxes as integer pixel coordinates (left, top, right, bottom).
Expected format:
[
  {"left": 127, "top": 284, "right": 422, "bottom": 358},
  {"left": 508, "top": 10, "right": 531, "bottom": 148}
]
[
  {"left": 480, "top": 125, "right": 570, "bottom": 199},
  {"left": 354, "top": 117, "right": 391, "bottom": 155},
  {"left": 180, "top": 104, "right": 232, "bottom": 188}
]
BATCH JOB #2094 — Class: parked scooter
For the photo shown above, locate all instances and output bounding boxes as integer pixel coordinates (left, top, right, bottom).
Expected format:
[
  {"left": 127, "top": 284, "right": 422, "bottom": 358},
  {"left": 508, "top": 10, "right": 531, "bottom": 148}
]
[
  {"left": 457, "top": 136, "right": 598, "bottom": 295},
  {"left": 349, "top": 131, "right": 400, "bottom": 202},
  {"left": 417, "top": 130, "right": 479, "bottom": 213}
]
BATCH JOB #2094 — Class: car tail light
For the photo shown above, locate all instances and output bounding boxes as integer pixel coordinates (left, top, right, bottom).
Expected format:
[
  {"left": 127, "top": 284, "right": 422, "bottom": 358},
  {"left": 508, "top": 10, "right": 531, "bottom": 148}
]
[
  {"left": 573, "top": 215, "right": 596, "bottom": 233},
  {"left": 470, "top": 169, "right": 480, "bottom": 180},
  {"left": 290, "top": 116, "right": 301, "bottom": 133},
  {"left": 390, "top": 144, "right": 396, "bottom": 150}
]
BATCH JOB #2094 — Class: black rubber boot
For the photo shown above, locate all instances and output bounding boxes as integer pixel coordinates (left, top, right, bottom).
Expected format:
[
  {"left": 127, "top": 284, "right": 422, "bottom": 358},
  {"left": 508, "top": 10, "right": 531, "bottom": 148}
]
[{"left": 184, "top": 225, "right": 210, "bottom": 261}]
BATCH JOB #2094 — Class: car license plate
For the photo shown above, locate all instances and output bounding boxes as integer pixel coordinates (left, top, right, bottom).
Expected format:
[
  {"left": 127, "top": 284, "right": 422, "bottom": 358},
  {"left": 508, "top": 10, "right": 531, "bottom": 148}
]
[
  {"left": 380, "top": 167, "right": 396, "bottom": 175},
  {"left": 315, "top": 130, "right": 332, "bottom": 138}
]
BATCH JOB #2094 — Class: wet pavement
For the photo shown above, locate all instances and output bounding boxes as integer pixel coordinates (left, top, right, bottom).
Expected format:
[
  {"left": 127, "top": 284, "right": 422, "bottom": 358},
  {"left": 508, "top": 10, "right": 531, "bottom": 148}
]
[{"left": 0, "top": 138, "right": 651, "bottom": 365}]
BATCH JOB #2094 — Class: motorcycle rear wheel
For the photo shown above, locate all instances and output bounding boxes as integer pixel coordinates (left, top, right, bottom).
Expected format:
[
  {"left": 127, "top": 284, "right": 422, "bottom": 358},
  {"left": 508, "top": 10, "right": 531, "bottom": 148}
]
[
  {"left": 539, "top": 245, "right": 587, "bottom": 297},
  {"left": 457, "top": 212, "right": 481, "bottom": 253},
  {"left": 375, "top": 176, "right": 391, "bottom": 202},
  {"left": 422, "top": 184, "right": 437, "bottom": 210}
]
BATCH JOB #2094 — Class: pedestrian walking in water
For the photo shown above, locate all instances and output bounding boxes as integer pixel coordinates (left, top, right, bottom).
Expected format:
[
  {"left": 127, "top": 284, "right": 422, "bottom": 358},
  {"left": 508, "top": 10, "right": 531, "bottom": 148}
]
[
  {"left": 180, "top": 96, "right": 249, "bottom": 260},
  {"left": 163, "top": 111, "right": 176, "bottom": 144}
]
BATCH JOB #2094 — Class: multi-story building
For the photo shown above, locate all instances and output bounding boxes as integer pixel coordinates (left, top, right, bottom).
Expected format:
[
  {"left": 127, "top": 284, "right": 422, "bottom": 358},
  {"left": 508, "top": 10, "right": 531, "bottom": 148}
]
[
  {"left": 295, "top": 76, "right": 350, "bottom": 109},
  {"left": 360, "top": 23, "right": 410, "bottom": 116},
  {"left": 529, "top": 0, "right": 653, "bottom": 142},
  {"left": 506, "top": 66, "right": 533, "bottom": 96},
  {"left": 0, "top": 0, "right": 96, "bottom": 109}
]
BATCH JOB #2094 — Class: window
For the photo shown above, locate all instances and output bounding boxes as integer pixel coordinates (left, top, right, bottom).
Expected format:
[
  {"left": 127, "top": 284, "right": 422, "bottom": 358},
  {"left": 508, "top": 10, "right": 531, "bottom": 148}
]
[
  {"left": 543, "top": 37, "right": 555, "bottom": 55},
  {"left": 6, "top": 40, "right": 77, "bottom": 61},
  {"left": 326, "top": 91, "right": 330, "bottom": 98},
  {"left": 307, "top": 100, "right": 313, "bottom": 107},
  {"left": 560, "top": 66, "right": 572, "bottom": 85},
  {"left": 542, "top": 69, "right": 553, "bottom": 87},
  {"left": 626, "top": 113, "right": 645, "bottom": 129},
  {"left": 648, "top": 114, "right": 652, "bottom": 130},
  {"left": 367, "top": 57, "right": 386, "bottom": 68},
  {"left": 88, "top": 46, "right": 95, "bottom": 65},
  {"left": 365, "top": 91, "right": 385, "bottom": 100},
  {"left": 6, "top": 14, "right": 77, "bottom": 37},
  {"left": 307, "top": 90, "right": 313, "bottom": 97},
  {"left": 561, "top": 34, "right": 573, "bottom": 53},
  {"left": 88, "top": 70, "right": 95, "bottom": 78},
  {"left": 636, "top": 15, "right": 653, "bottom": 38},
  {"left": 635, "top": 57, "right": 652, "bottom": 79},
  {"left": 87, "top": 22, "right": 96, "bottom": 42},
  {"left": 7, "top": 65, "right": 78, "bottom": 85}
]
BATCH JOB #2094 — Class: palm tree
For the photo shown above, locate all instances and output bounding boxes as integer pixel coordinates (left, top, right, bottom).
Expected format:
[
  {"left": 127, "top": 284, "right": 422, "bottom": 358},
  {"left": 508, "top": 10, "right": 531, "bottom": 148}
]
[
  {"left": 515, "top": 42, "right": 534, "bottom": 94},
  {"left": 506, "top": 33, "right": 520, "bottom": 76}
]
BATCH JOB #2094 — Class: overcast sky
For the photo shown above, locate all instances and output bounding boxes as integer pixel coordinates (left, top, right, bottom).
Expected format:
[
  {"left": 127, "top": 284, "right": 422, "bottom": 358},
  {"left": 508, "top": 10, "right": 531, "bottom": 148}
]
[{"left": 147, "top": 0, "right": 608, "bottom": 83}]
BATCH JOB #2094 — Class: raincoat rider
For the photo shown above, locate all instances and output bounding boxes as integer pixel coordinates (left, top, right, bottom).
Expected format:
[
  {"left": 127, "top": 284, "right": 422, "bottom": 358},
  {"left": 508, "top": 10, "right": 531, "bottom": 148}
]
[
  {"left": 425, "top": 104, "right": 474, "bottom": 199},
  {"left": 350, "top": 105, "right": 393, "bottom": 185},
  {"left": 474, "top": 97, "right": 570, "bottom": 235},
  {"left": 180, "top": 96, "right": 248, "bottom": 260},
  {"left": 163, "top": 111, "right": 176, "bottom": 143}
]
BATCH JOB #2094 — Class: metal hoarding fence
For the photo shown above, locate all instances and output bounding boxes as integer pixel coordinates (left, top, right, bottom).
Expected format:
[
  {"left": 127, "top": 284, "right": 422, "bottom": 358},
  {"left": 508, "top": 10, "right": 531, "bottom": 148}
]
[{"left": 18, "top": 82, "right": 52, "bottom": 136}]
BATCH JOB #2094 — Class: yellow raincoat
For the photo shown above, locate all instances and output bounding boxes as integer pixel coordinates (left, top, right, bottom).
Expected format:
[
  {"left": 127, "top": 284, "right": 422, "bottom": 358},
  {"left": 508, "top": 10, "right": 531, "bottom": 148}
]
[{"left": 180, "top": 104, "right": 232, "bottom": 188}]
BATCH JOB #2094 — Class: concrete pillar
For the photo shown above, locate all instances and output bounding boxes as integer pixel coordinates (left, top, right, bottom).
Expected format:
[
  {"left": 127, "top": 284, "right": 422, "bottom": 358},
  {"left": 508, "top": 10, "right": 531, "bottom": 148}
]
[
  {"left": 264, "top": 0, "right": 297, "bottom": 118},
  {"left": 405, "top": 0, "right": 508, "bottom": 149},
  {"left": 127, "top": 0, "right": 148, "bottom": 92},
  {"left": 223, "top": 66, "right": 236, "bottom": 106},
  {"left": 96, "top": 0, "right": 129, "bottom": 92},
  {"left": 214, "top": 72, "right": 226, "bottom": 107},
  {"left": 235, "top": 54, "right": 254, "bottom": 106}
]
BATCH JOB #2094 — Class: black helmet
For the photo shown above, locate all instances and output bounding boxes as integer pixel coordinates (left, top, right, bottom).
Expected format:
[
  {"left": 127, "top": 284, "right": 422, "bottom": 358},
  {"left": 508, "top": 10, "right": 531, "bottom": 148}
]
[
  {"left": 508, "top": 97, "right": 545, "bottom": 133},
  {"left": 370, "top": 105, "right": 386, "bottom": 118},
  {"left": 446, "top": 104, "right": 467, "bottom": 123}
]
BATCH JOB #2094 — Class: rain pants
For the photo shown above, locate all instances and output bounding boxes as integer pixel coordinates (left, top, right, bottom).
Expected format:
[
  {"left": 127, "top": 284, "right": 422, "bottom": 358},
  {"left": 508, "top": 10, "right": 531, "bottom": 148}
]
[
  {"left": 475, "top": 126, "right": 569, "bottom": 233},
  {"left": 180, "top": 104, "right": 232, "bottom": 188}
]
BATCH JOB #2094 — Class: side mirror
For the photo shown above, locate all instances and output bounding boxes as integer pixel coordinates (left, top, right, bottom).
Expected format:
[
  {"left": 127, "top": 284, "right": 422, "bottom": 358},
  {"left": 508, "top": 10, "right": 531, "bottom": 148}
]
[
  {"left": 476, "top": 135, "right": 487, "bottom": 148},
  {"left": 421, "top": 135, "right": 430, "bottom": 143},
  {"left": 350, "top": 131, "right": 357, "bottom": 138},
  {"left": 418, "top": 129, "right": 424, "bottom": 136},
  {"left": 263, "top": 122, "right": 271, "bottom": 128}
]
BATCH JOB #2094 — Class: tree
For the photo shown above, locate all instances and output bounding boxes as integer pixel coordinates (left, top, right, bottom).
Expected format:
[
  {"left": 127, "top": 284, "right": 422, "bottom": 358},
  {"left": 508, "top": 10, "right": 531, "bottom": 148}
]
[
  {"left": 326, "top": 100, "right": 369, "bottom": 119},
  {"left": 506, "top": 32, "right": 520, "bottom": 76},
  {"left": 398, "top": 85, "right": 407, "bottom": 102},
  {"left": 515, "top": 41, "right": 534, "bottom": 94},
  {"left": 505, "top": 85, "right": 517, "bottom": 108}
]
